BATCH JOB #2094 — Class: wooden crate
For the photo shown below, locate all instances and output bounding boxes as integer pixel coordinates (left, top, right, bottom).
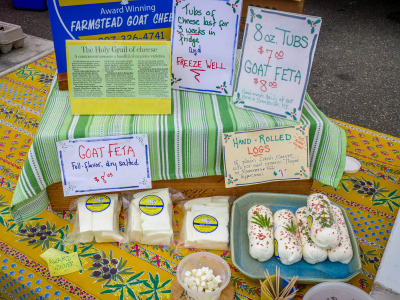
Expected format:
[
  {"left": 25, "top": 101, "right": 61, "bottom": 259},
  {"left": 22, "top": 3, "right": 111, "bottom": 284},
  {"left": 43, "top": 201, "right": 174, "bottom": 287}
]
[{"left": 47, "top": 176, "right": 313, "bottom": 211}]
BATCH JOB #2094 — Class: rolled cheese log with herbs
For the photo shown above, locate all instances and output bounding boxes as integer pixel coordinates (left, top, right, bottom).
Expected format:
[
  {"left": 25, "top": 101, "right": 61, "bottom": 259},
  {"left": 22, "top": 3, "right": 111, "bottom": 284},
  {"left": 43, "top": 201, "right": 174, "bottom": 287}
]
[
  {"left": 274, "top": 209, "right": 302, "bottom": 265},
  {"left": 247, "top": 205, "right": 274, "bottom": 262},
  {"left": 307, "top": 194, "right": 340, "bottom": 249},
  {"left": 328, "top": 205, "right": 353, "bottom": 264},
  {"left": 295, "top": 207, "right": 328, "bottom": 264}
]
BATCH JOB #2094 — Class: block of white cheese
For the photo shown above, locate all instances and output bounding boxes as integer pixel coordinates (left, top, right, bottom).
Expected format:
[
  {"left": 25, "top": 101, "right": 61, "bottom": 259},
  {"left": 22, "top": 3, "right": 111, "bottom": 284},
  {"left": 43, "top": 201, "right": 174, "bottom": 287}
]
[
  {"left": 184, "top": 197, "right": 230, "bottom": 250},
  {"left": 307, "top": 194, "right": 340, "bottom": 249},
  {"left": 328, "top": 205, "right": 353, "bottom": 264},
  {"left": 74, "top": 194, "right": 123, "bottom": 243},
  {"left": 274, "top": 209, "right": 302, "bottom": 265},
  {"left": 127, "top": 202, "right": 143, "bottom": 243},
  {"left": 77, "top": 196, "right": 94, "bottom": 243},
  {"left": 128, "top": 188, "right": 173, "bottom": 245},
  {"left": 295, "top": 206, "right": 327, "bottom": 264},
  {"left": 247, "top": 205, "right": 274, "bottom": 262}
]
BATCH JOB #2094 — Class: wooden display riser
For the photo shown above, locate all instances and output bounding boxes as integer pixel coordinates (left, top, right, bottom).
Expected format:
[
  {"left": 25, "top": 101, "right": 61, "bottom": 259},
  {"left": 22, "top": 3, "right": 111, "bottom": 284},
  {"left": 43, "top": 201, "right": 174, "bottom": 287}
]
[{"left": 47, "top": 175, "right": 312, "bottom": 211}]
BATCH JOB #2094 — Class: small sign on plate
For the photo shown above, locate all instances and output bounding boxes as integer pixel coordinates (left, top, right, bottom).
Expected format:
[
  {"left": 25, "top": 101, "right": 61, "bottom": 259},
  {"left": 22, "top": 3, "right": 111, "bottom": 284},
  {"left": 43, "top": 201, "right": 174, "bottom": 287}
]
[
  {"left": 56, "top": 134, "right": 151, "bottom": 196},
  {"left": 222, "top": 125, "right": 310, "bottom": 188}
]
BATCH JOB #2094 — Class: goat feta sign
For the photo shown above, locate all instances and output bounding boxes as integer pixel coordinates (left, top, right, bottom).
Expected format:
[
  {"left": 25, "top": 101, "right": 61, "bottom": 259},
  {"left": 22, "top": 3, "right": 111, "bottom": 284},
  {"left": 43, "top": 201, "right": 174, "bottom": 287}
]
[{"left": 57, "top": 135, "right": 151, "bottom": 196}]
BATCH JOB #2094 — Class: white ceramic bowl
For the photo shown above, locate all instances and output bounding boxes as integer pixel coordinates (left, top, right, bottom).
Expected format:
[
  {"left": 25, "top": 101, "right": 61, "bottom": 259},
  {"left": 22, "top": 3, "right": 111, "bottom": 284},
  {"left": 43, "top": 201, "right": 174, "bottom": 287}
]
[{"left": 304, "top": 282, "right": 373, "bottom": 300}]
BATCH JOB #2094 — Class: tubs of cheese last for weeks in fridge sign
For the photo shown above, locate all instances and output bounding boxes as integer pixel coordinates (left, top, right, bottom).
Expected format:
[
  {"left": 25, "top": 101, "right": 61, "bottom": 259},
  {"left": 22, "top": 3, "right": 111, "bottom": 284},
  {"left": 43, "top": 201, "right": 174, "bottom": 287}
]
[
  {"left": 170, "top": 0, "right": 243, "bottom": 95},
  {"left": 56, "top": 134, "right": 151, "bottom": 196},
  {"left": 234, "top": 7, "right": 321, "bottom": 120}
]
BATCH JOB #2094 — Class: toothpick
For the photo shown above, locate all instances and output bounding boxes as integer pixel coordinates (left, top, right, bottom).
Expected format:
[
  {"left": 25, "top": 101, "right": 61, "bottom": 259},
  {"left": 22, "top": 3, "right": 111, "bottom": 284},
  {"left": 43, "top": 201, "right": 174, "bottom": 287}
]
[
  {"left": 265, "top": 269, "right": 276, "bottom": 298},
  {"left": 260, "top": 280, "right": 274, "bottom": 298},
  {"left": 284, "top": 289, "right": 298, "bottom": 299},
  {"left": 279, "top": 276, "right": 294, "bottom": 297},
  {"left": 276, "top": 266, "right": 279, "bottom": 298}
]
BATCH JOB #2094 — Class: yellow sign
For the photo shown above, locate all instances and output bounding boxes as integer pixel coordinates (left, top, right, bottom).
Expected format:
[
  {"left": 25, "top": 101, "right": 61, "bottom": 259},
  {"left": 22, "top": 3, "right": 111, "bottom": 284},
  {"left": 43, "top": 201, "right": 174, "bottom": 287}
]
[
  {"left": 66, "top": 40, "right": 171, "bottom": 115},
  {"left": 222, "top": 125, "right": 310, "bottom": 188},
  {"left": 40, "top": 248, "right": 82, "bottom": 277}
]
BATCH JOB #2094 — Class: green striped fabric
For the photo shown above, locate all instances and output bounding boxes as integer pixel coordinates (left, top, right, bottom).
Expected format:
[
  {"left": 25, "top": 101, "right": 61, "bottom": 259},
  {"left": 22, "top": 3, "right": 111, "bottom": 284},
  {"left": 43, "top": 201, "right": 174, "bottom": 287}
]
[{"left": 11, "top": 81, "right": 346, "bottom": 223}]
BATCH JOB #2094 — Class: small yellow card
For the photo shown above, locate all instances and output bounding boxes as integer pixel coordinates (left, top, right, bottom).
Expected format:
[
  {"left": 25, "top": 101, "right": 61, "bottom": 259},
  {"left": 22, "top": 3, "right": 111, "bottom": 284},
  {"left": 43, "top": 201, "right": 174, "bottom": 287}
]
[
  {"left": 40, "top": 248, "right": 82, "bottom": 277},
  {"left": 66, "top": 40, "right": 171, "bottom": 115},
  {"left": 222, "top": 125, "right": 310, "bottom": 188}
]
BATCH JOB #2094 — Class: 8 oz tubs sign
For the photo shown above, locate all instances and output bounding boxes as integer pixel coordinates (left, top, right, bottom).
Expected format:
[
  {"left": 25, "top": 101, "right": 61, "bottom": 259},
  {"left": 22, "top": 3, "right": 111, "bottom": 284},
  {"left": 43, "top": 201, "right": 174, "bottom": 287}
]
[{"left": 48, "top": 0, "right": 173, "bottom": 73}]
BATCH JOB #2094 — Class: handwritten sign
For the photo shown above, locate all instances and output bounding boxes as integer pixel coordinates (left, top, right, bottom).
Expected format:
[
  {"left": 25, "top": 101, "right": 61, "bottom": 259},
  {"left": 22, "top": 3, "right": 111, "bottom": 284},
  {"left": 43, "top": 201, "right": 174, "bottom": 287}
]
[
  {"left": 234, "top": 8, "right": 321, "bottom": 120},
  {"left": 170, "top": 0, "right": 243, "bottom": 95},
  {"left": 66, "top": 40, "right": 171, "bottom": 115},
  {"left": 40, "top": 248, "right": 82, "bottom": 277},
  {"left": 56, "top": 135, "right": 151, "bottom": 196},
  {"left": 222, "top": 125, "right": 310, "bottom": 188}
]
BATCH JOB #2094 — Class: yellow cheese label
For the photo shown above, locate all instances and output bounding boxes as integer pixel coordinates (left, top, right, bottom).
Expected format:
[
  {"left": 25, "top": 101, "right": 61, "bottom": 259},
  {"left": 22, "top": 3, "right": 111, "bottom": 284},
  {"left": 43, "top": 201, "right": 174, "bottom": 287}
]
[
  {"left": 139, "top": 195, "right": 164, "bottom": 216},
  {"left": 193, "top": 215, "right": 218, "bottom": 234},
  {"left": 307, "top": 215, "right": 313, "bottom": 230},
  {"left": 85, "top": 195, "right": 111, "bottom": 212},
  {"left": 274, "top": 239, "right": 280, "bottom": 260}
]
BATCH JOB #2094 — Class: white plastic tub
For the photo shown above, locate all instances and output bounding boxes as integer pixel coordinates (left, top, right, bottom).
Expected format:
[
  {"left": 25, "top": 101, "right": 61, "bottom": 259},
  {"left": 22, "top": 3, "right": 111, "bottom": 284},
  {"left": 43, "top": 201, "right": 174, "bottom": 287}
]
[
  {"left": 176, "top": 252, "right": 231, "bottom": 300},
  {"left": 0, "top": 21, "right": 26, "bottom": 54},
  {"left": 304, "top": 282, "right": 373, "bottom": 300}
]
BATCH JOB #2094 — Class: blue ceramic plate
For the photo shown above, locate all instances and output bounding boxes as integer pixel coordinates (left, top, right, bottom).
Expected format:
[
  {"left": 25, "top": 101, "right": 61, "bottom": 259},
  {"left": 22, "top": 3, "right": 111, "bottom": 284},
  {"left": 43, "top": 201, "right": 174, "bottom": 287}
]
[{"left": 230, "top": 193, "right": 362, "bottom": 283}]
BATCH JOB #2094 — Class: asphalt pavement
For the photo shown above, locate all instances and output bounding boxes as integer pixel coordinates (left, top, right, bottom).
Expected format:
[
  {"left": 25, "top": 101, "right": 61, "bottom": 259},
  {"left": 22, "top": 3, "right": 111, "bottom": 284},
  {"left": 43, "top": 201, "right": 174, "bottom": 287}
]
[{"left": 1, "top": 0, "right": 399, "bottom": 137}]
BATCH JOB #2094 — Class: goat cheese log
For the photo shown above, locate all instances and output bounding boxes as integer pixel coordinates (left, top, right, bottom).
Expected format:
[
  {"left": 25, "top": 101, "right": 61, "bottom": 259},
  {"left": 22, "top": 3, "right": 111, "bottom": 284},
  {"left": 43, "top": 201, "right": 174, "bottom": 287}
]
[
  {"left": 295, "top": 207, "right": 328, "bottom": 264},
  {"left": 247, "top": 205, "right": 274, "bottom": 262},
  {"left": 328, "top": 205, "right": 354, "bottom": 264},
  {"left": 307, "top": 194, "right": 340, "bottom": 249},
  {"left": 274, "top": 209, "right": 302, "bottom": 265}
]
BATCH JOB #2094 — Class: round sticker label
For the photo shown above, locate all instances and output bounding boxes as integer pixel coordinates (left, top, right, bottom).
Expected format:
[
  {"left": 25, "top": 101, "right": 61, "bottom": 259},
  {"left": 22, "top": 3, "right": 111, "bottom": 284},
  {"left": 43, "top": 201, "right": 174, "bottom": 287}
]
[
  {"left": 307, "top": 215, "right": 313, "bottom": 230},
  {"left": 139, "top": 195, "right": 164, "bottom": 216},
  {"left": 193, "top": 215, "right": 218, "bottom": 233},
  {"left": 85, "top": 195, "right": 111, "bottom": 212}
]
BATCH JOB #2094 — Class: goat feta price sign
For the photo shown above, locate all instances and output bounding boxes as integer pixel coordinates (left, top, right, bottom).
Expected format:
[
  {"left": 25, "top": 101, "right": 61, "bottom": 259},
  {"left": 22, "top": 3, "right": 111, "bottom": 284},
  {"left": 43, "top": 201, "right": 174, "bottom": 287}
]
[
  {"left": 222, "top": 125, "right": 310, "bottom": 188},
  {"left": 56, "top": 135, "right": 151, "bottom": 196},
  {"left": 234, "top": 8, "right": 321, "bottom": 120}
]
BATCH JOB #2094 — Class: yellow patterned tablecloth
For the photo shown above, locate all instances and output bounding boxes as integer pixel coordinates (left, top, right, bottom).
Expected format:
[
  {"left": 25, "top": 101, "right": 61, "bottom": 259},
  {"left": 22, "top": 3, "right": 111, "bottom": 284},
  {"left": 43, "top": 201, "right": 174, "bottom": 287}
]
[{"left": 0, "top": 54, "right": 399, "bottom": 299}]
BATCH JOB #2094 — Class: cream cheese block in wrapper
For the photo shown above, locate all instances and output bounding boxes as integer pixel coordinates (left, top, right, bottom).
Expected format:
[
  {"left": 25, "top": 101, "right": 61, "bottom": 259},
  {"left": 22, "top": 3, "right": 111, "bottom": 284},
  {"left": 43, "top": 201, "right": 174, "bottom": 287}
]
[
  {"left": 247, "top": 205, "right": 274, "bottom": 262},
  {"left": 307, "top": 194, "right": 340, "bottom": 249},
  {"left": 295, "top": 207, "right": 328, "bottom": 264},
  {"left": 328, "top": 205, "right": 354, "bottom": 264},
  {"left": 128, "top": 188, "right": 173, "bottom": 245},
  {"left": 274, "top": 209, "right": 302, "bottom": 265},
  {"left": 74, "top": 194, "right": 124, "bottom": 243},
  {"left": 183, "top": 197, "right": 230, "bottom": 250},
  {"left": 77, "top": 197, "right": 94, "bottom": 243}
]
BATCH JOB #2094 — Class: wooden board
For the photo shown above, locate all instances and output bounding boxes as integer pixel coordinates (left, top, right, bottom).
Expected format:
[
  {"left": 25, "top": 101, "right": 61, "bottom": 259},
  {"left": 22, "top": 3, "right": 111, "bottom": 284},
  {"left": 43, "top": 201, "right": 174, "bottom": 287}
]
[
  {"left": 47, "top": 176, "right": 312, "bottom": 211},
  {"left": 58, "top": 72, "right": 68, "bottom": 90},
  {"left": 171, "top": 279, "right": 235, "bottom": 300}
]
